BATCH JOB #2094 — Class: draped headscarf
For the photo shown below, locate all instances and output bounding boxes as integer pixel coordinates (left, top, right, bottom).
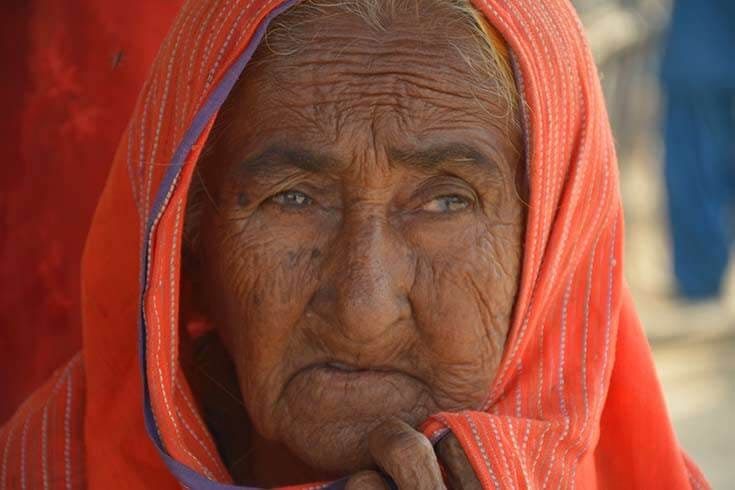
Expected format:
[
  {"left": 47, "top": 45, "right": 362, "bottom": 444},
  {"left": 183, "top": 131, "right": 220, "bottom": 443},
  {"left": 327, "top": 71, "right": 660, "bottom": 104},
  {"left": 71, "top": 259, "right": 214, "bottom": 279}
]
[{"left": 0, "top": 0, "right": 709, "bottom": 488}]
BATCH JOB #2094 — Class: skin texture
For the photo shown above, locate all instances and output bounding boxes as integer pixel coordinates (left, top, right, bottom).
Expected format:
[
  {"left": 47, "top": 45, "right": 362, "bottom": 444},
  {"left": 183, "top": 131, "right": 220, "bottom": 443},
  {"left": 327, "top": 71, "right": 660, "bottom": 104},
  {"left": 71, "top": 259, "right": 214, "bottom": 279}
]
[{"left": 184, "top": 2, "right": 524, "bottom": 486}]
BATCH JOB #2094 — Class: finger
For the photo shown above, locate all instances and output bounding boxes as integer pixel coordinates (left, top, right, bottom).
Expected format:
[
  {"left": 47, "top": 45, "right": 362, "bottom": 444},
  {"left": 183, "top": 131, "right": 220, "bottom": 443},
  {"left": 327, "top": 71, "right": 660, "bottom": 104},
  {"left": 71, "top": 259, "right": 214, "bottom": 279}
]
[
  {"left": 436, "top": 433, "right": 481, "bottom": 490},
  {"left": 368, "top": 418, "right": 446, "bottom": 490},
  {"left": 345, "top": 470, "right": 389, "bottom": 490}
]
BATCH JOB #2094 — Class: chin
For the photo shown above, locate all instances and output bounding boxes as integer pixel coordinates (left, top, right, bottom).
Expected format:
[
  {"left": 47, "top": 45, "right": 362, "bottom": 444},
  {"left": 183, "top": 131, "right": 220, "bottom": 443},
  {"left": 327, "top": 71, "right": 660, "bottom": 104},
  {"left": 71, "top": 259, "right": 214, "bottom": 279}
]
[
  {"left": 282, "top": 418, "right": 380, "bottom": 475},
  {"left": 264, "top": 366, "right": 435, "bottom": 474}
]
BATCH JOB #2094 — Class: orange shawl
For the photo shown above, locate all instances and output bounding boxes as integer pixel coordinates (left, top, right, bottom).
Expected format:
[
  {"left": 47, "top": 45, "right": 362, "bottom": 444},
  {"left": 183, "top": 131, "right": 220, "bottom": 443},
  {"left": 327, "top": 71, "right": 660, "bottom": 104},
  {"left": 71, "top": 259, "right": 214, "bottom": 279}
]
[{"left": 0, "top": 0, "right": 709, "bottom": 488}]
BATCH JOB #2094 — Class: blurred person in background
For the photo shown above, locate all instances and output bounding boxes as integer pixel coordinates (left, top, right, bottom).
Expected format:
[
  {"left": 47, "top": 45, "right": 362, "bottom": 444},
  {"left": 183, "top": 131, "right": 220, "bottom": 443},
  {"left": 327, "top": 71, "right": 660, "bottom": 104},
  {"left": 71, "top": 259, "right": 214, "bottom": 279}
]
[{"left": 660, "top": 0, "right": 735, "bottom": 301}]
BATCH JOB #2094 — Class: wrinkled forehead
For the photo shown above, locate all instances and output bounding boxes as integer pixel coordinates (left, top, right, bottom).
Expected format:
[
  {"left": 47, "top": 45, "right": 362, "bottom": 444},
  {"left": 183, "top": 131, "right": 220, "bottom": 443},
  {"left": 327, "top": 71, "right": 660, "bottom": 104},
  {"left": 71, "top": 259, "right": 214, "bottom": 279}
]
[
  {"left": 241, "top": 2, "right": 516, "bottom": 107},
  {"left": 200, "top": 2, "right": 522, "bottom": 174}
]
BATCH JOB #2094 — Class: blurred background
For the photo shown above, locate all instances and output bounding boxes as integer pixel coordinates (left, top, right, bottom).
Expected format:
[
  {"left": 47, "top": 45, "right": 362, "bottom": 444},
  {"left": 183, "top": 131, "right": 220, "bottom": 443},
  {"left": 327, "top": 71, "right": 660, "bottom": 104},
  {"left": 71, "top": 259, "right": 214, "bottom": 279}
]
[
  {"left": 575, "top": 0, "right": 735, "bottom": 486},
  {"left": 1, "top": 0, "right": 733, "bottom": 486}
]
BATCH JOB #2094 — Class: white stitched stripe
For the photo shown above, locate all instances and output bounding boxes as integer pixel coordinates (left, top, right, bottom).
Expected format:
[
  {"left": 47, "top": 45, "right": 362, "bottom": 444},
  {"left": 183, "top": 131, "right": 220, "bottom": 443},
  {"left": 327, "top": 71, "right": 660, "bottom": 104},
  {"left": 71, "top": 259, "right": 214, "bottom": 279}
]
[
  {"left": 200, "top": 0, "right": 252, "bottom": 95},
  {"left": 170, "top": 200, "right": 183, "bottom": 408},
  {"left": 486, "top": 417, "right": 512, "bottom": 486},
  {"left": 175, "top": 380, "right": 212, "bottom": 446},
  {"left": 530, "top": 423, "right": 550, "bottom": 481},
  {"left": 197, "top": 0, "right": 241, "bottom": 102},
  {"left": 144, "top": 5, "right": 195, "bottom": 229},
  {"left": 64, "top": 372, "right": 73, "bottom": 490},
  {"left": 42, "top": 405, "right": 49, "bottom": 490},
  {"left": 1, "top": 415, "right": 18, "bottom": 490},
  {"left": 0, "top": 392, "right": 41, "bottom": 490},
  {"left": 127, "top": 124, "right": 143, "bottom": 219},
  {"left": 153, "top": 298, "right": 214, "bottom": 479},
  {"left": 197, "top": 0, "right": 234, "bottom": 86},
  {"left": 598, "top": 219, "right": 618, "bottom": 407},
  {"left": 183, "top": 0, "right": 222, "bottom": 127},
  {"left": 20, "top": 410, "right": 30, "bottom": 490},
  {"left": 174, "top": 406, "right": 221, "bottom": 472},
  {"left": 569, "top": 236, "right": 601, "bottom": 487},
  {"left": 541, "top": 279, "right": 574, "bottom": 489},
  {"left": 175, "top": 381, "right": 225, "bottom": 475},
  {"left": 464, "top": 414, "right": 500, "bottom": 489},
  {"left": 138, "top": 77, "right": 156, "bottom": 228},
  {"left": 507, "top": 417, "right": 531, "bottom": 484}
]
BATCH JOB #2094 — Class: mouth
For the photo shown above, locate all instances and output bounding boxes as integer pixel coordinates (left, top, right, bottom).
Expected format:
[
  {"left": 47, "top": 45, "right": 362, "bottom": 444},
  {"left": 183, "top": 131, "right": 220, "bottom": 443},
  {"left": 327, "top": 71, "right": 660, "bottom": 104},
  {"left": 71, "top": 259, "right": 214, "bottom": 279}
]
[
  {"left": 279, "top": 359, "right": 434, "bottom": 440},
  {"left": 284, "top": 359, "right": 420, "bottom": 401},
  {"left": 301, "top": 361, "right": 398, "bottom": 385}
]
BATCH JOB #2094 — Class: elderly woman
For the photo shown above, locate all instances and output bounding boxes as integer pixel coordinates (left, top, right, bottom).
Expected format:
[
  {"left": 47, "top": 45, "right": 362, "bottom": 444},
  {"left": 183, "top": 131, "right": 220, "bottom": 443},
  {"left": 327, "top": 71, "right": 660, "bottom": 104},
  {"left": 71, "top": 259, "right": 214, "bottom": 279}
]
[{"left": 0, "top": 0, "right": 707, "bottom": 488}]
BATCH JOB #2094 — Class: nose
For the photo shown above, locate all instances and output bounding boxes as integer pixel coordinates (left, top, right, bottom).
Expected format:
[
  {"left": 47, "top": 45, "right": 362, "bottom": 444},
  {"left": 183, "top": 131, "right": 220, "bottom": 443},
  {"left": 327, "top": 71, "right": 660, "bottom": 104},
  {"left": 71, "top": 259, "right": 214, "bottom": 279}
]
[{"left": 312, "top": 211, "right": 412, "bottom": 344}]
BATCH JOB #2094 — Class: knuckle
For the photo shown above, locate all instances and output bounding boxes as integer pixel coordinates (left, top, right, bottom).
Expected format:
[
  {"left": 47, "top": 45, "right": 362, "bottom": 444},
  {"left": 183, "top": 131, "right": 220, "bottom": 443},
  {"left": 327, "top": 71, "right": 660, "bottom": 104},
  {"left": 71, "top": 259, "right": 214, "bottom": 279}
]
[{"left": 385, "top": 431, "right": 433, "bottom": 461}]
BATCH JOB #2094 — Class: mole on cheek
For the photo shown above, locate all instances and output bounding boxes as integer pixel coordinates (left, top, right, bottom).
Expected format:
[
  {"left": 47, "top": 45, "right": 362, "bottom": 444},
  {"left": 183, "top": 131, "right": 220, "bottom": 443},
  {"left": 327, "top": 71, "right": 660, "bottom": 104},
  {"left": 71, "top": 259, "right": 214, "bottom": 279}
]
[
  {"left": 311, "top": 248, "right": 321, "bottom": 260},
  {"left": 237, "top": 192, "right": 249, "bottom": 207}
]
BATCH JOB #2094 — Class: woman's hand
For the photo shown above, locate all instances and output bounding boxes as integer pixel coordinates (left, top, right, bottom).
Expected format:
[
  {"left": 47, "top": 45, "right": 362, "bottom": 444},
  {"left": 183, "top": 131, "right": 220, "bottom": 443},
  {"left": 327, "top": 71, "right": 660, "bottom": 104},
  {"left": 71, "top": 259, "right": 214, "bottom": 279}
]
[{"left": 344, "top": 418, "right": 481, "bottom": 489}]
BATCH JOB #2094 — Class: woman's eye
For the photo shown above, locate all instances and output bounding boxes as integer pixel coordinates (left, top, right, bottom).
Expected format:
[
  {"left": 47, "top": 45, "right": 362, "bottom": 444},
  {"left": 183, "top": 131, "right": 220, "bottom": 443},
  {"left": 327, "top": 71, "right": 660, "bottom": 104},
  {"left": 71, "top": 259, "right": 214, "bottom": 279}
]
[
  {"left": 422, "top": 195, "right": 471, "bottom": 213},
  {"left": 271, "top": 190, "right": 313, "bottom": 207}
]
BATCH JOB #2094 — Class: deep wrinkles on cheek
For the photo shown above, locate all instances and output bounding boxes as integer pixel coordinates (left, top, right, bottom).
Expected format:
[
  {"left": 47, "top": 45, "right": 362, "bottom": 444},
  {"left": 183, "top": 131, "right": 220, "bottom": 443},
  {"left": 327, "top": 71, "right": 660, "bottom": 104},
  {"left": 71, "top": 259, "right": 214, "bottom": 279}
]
[
  {"left": 281, "top": 246, "right": 324, "bottom": 300},
  {"left": 413, "top": 262, "right": 501, "bottom": 406},
  {"left": 409, "top": 225, "right": 515, "bottom": 376},
  {"left": 245, "top": 245, "right": 319, "bottom": 311},
  {"left": 429, "top": 358, "right": 498, "bottom": 408},
  {"left": 229, "top": 265, "right": 318, "bottom": 436},
  {"left": 476, "top": 232, "right": 516, "bottom": 282},
  {"left": 481, "top": 220, "right": 524, "bottom": 296}
]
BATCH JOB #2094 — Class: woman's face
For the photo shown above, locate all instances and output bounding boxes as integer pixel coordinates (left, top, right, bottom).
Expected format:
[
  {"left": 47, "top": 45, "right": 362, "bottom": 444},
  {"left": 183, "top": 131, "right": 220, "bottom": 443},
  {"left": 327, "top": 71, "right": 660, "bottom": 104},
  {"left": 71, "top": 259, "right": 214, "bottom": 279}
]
[{"left": 192, "top": 8, "right": 524, "bottom": 474}]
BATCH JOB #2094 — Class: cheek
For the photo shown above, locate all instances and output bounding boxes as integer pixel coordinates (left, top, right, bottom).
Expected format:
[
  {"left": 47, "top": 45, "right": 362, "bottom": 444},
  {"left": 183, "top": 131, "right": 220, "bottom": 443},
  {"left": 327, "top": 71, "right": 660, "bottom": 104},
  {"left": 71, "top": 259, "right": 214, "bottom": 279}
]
[
  {"left": 203, "top": 211, "right": 327, "bottom": 425},
  {"left": 410, "top": 219, "right": 523, "bottom": 406}
]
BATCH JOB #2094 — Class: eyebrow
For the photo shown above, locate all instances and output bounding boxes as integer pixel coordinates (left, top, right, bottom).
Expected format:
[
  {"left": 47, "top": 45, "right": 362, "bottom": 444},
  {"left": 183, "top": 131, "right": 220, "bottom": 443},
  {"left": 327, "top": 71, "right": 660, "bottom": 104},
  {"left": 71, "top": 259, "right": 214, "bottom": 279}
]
[
  {"left": 237, "top": 142, "right": 495, "bottom": 176},
  {"left": 237, "top": 146, "right": 340, "bottom": 177},
  {"left": 388, "top": 143, "right": 495, "bottom": 172}
]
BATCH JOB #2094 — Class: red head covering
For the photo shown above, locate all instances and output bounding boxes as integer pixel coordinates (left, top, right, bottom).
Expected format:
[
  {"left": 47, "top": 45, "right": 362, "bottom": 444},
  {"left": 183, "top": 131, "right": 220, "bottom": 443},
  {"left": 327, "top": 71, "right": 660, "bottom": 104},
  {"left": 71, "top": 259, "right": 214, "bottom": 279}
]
[{"left": 0, "top": 0, "right": 708, "bottom": 488}]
